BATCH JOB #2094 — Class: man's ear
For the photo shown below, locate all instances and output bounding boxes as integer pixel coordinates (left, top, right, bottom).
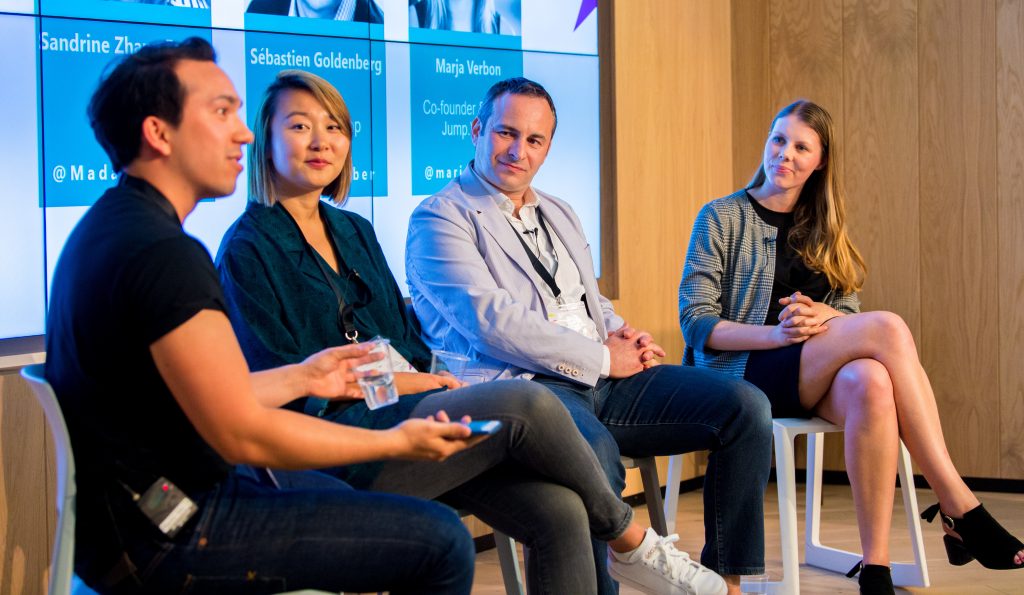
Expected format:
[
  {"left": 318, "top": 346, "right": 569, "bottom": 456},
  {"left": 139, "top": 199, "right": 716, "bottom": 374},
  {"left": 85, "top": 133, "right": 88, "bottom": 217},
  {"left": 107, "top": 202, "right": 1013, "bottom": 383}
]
[
  {"left": 470, "top": 117, "right": 482, "bottom": 146},
  {"left": 140, "top": 115, "right": 173, "bottom": 158}
]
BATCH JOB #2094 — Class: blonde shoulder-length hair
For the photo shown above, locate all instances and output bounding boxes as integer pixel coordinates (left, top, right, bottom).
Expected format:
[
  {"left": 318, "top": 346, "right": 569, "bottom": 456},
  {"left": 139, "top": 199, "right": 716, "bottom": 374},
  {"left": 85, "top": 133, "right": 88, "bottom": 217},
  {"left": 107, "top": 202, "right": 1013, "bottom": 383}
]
[
  {"left": 748, "top": 99, "right": 867, "bottom": 294},
  {"left": 248, "top": 69, "right": 354, "bottom": 206}
]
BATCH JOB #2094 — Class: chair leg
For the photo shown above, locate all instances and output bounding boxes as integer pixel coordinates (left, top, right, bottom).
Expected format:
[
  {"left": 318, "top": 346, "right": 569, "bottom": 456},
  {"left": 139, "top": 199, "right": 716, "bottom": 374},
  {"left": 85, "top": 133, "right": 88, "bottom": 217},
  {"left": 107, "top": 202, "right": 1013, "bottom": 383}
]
[
  {"left": 804, "top": 432, "right": 862, "bottom": 573},
  {"left": 890, "top": 440, "right": 930, "bottom": 587},
  {"left": 637, "top": 457, "right": 669, "bottom": 536},
  {"left": 775, "top": 423, "right": 801, "bottom": 595},
  {"left": 744, "top": 422, "right": 801, "bottom": 594},
  {"left": 663, "top": 454, "right": 683, "bottom": 534},
  {"left": 494, "top": 530, "right": 526, "bottom": 595},
  {"left": 806, "top": 431, "right": 825, "bottom": 549}
]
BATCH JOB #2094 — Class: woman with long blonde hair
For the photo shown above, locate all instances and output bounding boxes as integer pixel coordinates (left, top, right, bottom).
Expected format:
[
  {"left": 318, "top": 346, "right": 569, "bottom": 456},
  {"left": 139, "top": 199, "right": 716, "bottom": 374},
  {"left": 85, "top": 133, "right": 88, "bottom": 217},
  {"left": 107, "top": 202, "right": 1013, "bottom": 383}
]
[{"left": 679, "top": 100, "right": 1023, "bottom": 594}]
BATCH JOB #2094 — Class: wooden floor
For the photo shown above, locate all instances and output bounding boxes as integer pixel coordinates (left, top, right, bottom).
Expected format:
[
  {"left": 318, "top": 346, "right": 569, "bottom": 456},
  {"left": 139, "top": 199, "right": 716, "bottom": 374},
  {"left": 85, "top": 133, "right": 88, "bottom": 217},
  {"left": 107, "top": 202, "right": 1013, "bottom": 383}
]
[{"left": 470, "top": 484, "right": 1024, "bottom": 594}]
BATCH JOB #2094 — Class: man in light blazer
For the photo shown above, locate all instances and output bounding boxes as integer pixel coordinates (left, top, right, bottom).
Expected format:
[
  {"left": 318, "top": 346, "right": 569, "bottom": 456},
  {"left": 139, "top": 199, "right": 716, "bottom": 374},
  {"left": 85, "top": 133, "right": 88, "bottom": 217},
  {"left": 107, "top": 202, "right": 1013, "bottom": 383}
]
[{"left": 407, "top": 77, "right": 772, "bottom": 595}]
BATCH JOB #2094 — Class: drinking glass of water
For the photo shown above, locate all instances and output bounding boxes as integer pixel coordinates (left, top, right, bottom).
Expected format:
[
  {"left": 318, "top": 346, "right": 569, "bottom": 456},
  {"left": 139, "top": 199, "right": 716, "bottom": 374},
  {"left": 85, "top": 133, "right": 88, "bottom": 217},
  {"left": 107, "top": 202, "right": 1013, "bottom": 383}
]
[{"left": 356, "top": 337, "right": 399, "bottom": 409}]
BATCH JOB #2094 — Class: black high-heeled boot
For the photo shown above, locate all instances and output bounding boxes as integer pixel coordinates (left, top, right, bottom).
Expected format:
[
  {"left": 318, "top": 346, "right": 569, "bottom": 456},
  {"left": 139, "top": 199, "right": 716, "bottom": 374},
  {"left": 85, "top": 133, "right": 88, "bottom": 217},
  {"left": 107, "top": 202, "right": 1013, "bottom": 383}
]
[
  {"left": 921, "top": 503, "right": 1024, "bottom": 570},
  {"left": 846, "top": 561, "right": 895, "bottom": 595}
]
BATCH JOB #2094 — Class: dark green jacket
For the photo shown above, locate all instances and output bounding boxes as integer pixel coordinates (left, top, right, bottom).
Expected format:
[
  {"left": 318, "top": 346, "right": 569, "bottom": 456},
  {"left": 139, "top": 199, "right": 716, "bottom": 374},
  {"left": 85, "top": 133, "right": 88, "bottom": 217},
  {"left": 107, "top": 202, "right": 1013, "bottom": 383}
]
[{"left": 216, "top": 201, "right": 433, "bottom": 378}]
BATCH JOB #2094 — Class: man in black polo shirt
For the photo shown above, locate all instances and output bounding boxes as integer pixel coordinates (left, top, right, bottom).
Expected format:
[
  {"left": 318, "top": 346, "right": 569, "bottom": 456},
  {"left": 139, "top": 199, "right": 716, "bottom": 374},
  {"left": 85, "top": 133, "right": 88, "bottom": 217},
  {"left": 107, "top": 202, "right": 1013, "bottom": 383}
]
[{"left": 44, "top": 38, "right": 481, "bottom": 594}]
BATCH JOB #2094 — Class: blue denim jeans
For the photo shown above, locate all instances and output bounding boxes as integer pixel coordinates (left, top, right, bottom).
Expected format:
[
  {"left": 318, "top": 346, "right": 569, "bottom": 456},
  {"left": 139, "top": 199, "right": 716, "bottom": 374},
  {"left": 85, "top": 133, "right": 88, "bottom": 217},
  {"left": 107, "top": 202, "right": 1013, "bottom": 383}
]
[
  {"left": 537, "top": 364, "right": 773, "bottom": 587},
  {"left": 89, "top": 471, "right": 475, "bottom": 594},
  {"left": 329, "top": 379, "right": 636, "bottom": 594}
]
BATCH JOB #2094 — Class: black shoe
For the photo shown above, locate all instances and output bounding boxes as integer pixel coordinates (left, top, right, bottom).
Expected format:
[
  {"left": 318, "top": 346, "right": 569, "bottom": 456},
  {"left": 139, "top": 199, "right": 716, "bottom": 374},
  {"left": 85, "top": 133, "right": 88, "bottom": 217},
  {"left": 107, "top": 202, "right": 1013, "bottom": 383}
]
[
  {"left": 921, "top": 503, "right": 1024, "bottom": 570},
  {"left": 846, "top": 561, "right": 895, "bottom": 595}
]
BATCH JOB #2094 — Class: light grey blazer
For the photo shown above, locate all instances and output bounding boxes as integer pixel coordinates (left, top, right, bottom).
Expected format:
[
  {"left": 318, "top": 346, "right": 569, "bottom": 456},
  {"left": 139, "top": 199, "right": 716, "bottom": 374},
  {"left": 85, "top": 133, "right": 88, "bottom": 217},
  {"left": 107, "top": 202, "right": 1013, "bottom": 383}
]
[{"left": 406, "top": 166, "right": 623, "bottom": 387}]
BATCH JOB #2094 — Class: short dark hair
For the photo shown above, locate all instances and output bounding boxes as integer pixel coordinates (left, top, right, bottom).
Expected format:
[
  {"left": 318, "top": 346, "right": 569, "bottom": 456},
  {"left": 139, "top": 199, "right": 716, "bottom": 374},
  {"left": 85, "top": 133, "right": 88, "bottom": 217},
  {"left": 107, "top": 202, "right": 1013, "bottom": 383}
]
[
  {"left": 87, "top": 37, "right": 216, "bottom": 172},
  {"left": 477, "top": 77, "right": 557, "bottom": 136}
]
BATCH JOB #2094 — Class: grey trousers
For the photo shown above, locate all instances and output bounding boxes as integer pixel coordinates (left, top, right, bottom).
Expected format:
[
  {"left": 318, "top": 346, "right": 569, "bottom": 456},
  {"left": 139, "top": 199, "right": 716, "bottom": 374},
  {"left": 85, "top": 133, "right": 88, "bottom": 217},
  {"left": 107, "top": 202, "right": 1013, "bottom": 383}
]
[{"left": 365, "top": 379, "right": 635, "bottom": 594}]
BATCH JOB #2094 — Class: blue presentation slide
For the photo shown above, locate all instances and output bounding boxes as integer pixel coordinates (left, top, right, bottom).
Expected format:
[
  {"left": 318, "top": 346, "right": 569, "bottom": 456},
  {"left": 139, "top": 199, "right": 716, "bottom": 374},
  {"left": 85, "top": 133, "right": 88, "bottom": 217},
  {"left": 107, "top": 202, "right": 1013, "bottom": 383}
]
[
  {"left": 244, "top": 7, "right": 381, "bottom": 40},
  {"left": 409, "top": 43, "right": 521, "bottom": 196},
  {"left": 40, "top": 0, "right": 212, "bottom": 27},
  {"left": 0, "top": 0, "right": 600, "bottom": 342},
  {"left": 244, "top": 31, "right": 388, "bottom": 198},
  {"left": 40, "top": 19, "right": 207, "bottom": 207},
  {"left": 0, "top": 13, "right": 45, "bottom": 340}
]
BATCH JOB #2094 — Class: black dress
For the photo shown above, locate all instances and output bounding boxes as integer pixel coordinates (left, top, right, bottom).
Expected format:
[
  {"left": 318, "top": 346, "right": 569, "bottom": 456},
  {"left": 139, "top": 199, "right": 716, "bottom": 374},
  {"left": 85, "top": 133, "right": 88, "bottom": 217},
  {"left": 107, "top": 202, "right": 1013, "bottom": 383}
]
[{"left": 742, "top": 193, "right": 831, "bottom": 418}]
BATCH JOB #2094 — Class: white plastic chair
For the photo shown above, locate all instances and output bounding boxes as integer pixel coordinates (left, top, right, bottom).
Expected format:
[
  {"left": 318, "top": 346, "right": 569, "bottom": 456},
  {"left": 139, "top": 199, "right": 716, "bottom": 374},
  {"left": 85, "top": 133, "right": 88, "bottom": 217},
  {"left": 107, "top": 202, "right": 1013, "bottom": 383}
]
[
  {"left": 740, "top": 417, "right": 930, "bottom": 594},
  {"left": 21, "top": 363, "right": 85, "bottom": 595}
]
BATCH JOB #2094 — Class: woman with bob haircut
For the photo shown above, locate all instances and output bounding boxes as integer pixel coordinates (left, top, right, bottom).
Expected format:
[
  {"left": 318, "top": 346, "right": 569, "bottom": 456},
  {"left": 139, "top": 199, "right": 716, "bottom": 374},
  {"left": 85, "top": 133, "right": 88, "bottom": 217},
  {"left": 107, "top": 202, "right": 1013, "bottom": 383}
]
[
  {"left": 678, "top": 99, "right": 1023, "bottom": 594},
  {"left": 216, "top": 69, "right": 729, "bottom": 595}
]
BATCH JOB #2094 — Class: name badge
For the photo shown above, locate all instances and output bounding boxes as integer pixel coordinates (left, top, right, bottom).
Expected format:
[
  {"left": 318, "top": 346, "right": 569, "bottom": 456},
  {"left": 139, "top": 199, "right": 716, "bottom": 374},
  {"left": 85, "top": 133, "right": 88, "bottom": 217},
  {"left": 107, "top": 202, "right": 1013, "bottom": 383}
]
[{"left": 548, "top": 301, "right": 592, "bottom": 336}]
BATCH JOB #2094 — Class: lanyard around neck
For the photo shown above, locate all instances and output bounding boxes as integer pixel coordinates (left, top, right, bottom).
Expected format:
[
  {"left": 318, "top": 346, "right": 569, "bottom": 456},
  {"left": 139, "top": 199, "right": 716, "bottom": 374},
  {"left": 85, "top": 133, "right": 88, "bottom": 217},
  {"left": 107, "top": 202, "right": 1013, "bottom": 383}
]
[
  {"left": 508, "top": 209, "right": 594, "bottom": 321},
  {"left": 509, "top": 209, "right": 561, "bottom": 300},
  {"left": 279, "top": 204, "right": 361, "bottom": 343}
]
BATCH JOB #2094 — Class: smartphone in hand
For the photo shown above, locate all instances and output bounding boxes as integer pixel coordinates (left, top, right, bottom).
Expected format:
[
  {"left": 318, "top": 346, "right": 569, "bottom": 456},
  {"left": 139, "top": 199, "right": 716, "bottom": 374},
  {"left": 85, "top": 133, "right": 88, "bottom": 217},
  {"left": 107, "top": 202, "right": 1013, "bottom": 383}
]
[{"left": 463, "top": 420, "right": 503, "bottom": 436}]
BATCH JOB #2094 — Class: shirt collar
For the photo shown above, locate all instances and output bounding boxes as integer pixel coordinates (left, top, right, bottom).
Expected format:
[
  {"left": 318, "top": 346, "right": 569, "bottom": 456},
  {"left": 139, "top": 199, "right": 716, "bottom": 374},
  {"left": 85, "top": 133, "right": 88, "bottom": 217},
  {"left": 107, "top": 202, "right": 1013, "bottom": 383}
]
[
  {"left": 119, "top": 174, "right": 180, "bottom": 224},
  {"left": 469, "top": 160, "right": 541, "bottom": 216},
  {"left": 247, "top": 200, "right": 359, "bottom": 253}
]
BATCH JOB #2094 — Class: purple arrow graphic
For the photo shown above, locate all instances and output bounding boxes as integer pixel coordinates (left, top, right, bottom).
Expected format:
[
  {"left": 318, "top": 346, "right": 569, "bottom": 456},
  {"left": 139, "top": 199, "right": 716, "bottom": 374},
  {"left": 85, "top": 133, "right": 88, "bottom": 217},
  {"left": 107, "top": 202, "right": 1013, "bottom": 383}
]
[{"left": 574, "top": 0, "right": 597, "bottom": 31}]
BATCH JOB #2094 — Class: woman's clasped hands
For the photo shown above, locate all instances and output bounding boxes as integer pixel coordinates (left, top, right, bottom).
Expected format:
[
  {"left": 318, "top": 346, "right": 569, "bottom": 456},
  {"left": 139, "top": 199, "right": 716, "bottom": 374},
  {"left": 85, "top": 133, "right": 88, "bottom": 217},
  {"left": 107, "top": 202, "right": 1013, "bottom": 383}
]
[{"left": 771, "top": 291, "right": 844, "bottom": 346}]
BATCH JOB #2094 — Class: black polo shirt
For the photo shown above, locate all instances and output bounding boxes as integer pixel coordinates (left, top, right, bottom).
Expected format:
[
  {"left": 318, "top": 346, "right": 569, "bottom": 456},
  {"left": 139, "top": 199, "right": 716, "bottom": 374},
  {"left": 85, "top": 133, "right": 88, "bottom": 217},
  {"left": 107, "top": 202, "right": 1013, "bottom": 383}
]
[{"left": 45, "top": 175, "right": 231, "bottom": 573}]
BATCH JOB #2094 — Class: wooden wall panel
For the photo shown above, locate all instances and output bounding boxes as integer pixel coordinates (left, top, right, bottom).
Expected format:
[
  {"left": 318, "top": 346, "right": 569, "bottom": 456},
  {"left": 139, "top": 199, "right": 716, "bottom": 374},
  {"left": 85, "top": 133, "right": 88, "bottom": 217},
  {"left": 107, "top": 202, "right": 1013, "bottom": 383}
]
[
  {"left": 612, "top": 0, "right": 733, "bottom": 494},
  {"left": 843, "top": 0, "right": 920, "bottom": 335},
  {"left": 919, "top": 0, "right": 999, "bottom": 477},
  {"left": 0, "top": 371, "right": 52, "bottom": 595},
  {"left": 998, "top": 0, "right": 1024, "bottom": 480},
  {"left": 731, "top": 0, "right": 771, "bottom": 188},
  {"left": 613, "top": 0, "right": 733, "bottom": 361},
  {"left": 769, "top": 0, "right": 844, "bottom": 122}
]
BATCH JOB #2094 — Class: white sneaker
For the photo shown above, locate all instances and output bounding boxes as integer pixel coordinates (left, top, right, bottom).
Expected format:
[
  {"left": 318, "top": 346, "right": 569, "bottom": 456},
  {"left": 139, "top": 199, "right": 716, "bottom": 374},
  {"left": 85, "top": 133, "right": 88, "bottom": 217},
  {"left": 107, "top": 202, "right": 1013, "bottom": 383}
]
[{"left": 608, "top": 528, "right": 727, "bottom": 595}]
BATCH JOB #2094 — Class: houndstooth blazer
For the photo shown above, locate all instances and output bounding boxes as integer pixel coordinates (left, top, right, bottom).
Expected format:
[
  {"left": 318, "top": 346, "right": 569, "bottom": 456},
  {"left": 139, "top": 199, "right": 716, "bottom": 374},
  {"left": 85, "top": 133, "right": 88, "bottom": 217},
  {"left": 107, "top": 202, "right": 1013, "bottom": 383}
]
[{"left": 678, "top": 190, "right": 860, "bottom": 377}]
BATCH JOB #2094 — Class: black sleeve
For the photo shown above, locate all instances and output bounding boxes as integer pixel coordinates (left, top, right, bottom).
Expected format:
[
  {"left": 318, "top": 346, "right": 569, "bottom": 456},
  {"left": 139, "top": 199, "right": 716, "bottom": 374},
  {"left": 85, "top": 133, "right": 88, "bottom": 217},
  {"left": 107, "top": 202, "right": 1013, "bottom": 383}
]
[{"left": 114, "top": 236, "right": 227, "bottom": 346}]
